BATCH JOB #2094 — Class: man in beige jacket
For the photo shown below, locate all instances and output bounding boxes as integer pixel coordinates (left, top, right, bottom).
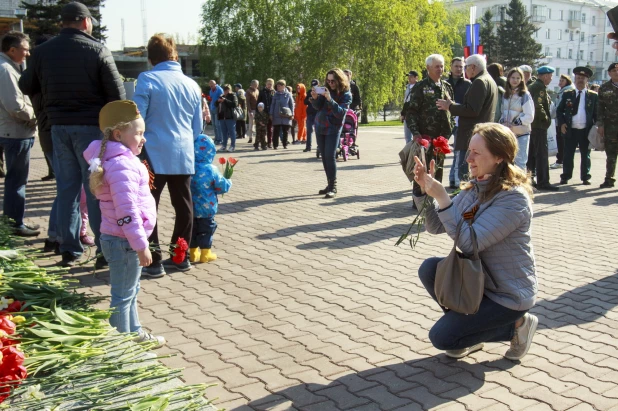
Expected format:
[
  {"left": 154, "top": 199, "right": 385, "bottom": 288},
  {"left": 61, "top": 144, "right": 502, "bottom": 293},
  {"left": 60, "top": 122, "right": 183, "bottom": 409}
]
[{"left": 0, "top": 31, "right": 39, "bottom": 236}]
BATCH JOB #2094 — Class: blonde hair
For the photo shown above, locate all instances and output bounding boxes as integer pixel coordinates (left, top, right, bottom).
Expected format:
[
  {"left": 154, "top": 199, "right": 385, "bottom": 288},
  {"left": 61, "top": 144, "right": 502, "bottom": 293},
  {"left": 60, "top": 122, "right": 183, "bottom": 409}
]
[
  {"left": 462, "top": 123, "right": 533, "bottom": 202},
  {"left": 89, "top": 121, "right": 133, "bottom": 194}
]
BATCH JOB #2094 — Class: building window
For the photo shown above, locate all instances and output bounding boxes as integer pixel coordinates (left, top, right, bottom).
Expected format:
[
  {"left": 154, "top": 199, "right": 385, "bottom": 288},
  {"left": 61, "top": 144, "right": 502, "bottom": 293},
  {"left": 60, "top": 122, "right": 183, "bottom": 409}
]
[
  {"left": 535, "top": 30, "right": 539, "bottom": 39},
  {"left": 581, "top": 32, "right": 585, "bottom": 41},
  {"left": 546, "top": 29, "right": 550, "bottom": 39},
  {"left": 568, "top": 49, "right": 573, "bottom": 59},
  {"left": 579, "top": 50, "right": 584, "bottom": 60},
  {"left": 555, "top": 67, "right": 560, "bottom": 76},
  {"left": 557, "top": 30, "right": 562, "bottom": 40},
  {"left": 568, "top": 68, "right": 572, "bottom": 74},
  {"left": 560, "top": 10, "right": 564, "bottom": 20},
  {"left": 592, "top": 16, "right": 596, "bottom": 26},
  {"left": 606, "top": 52, "right": 609, "bottom": 61},
  {"left": 557, "top": 48, "right": 562, "bottom": 58},
  {"left": 590, "top": 51, "right": 594, "bottom": 61},
  {"left": 581, "top": 13, "right": 586, "bottom": 23},
  {"left": 570, "top": 31, "right": 574, "bottom": 41},
  {"left": 545, "top": 47, "right": 550, "bottom": 56},
  {"left": 548, "top": 9, "right": 551, "bottom": 19}
]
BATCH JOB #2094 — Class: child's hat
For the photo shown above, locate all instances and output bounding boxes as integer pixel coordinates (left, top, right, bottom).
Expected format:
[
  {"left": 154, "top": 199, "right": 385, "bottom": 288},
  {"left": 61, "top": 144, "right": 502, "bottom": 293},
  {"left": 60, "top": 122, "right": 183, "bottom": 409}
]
[
  {"left": 258, "top": 102, "right": 265, "bottom": 108},
  {"left": 99, "top": 100, "right": 142, "bottom": 132}
]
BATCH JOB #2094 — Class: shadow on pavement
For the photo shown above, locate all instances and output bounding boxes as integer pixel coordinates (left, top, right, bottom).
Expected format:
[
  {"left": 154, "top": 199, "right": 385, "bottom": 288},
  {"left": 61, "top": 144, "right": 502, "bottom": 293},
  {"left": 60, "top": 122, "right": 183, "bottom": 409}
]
[
  {"left": 246, "top": 356, "right": 516, "bottom": 410},
  {"left": 535, "top": 269, "right": 618, "bottom": 330},
  {"left": 218, "top": 194, "right": 316, "bottom": 215}
]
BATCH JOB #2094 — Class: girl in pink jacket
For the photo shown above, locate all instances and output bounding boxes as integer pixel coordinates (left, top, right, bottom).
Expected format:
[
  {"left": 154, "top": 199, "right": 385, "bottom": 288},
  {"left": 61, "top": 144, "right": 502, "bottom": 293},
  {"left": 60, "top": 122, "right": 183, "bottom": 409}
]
[{"left": 83, "top": 100, "right": 164, "bottom": 347}]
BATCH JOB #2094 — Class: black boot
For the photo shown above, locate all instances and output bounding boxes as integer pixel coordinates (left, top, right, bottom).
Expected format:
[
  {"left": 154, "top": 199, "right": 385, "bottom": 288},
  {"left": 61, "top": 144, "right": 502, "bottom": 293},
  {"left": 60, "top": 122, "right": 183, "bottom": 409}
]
[
  {"left": 318, "top": 180, "right": 330, "bottom": 195},
  {"left": 325, "top": 179, "right": 337, "bottom": 198}
]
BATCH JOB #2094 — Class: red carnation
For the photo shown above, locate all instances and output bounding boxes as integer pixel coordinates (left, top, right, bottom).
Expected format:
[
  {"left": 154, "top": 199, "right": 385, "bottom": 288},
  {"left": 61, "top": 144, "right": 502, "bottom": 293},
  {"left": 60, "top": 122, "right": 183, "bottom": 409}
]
[
  {"left": 172, "top": 238, "right": 189, "bottom": 264},
  {"left": 176, "top": 238, "right": 189, "bottom": 251},
  {"left": 432, "top": 136, "right": 452, "bottom": 155},
  {"left": 416, "top": 138, "right": 429, "bottom": 148}
]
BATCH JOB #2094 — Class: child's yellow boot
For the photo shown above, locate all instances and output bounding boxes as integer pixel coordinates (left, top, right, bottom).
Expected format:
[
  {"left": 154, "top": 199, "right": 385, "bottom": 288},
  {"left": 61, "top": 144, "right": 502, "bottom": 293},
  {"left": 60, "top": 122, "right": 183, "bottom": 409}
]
[
  {"left": 200, "top": 248, "right": 217, "bottom": 263},
  {"left": 189, "top": 248, "right": 200, "bottom": 263}
]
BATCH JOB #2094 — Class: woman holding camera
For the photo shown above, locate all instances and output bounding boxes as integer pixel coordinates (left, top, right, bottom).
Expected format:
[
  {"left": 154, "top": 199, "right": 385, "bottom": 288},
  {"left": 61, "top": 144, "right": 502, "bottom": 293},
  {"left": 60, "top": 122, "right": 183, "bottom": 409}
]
[
  {"left": 269, "top": 80, "right": 294, "bottom": 149},
  {"left": 414, "top": 123, "right": 538, "bottom": 361},
  {"left": 310, "top": 69, "right": 352, "bottom": 198}
]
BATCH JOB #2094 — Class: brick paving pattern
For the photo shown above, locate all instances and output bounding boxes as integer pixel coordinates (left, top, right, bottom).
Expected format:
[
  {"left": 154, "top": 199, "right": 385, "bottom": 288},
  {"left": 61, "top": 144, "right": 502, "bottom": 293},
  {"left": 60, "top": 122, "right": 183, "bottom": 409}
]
[{"left": 7, "top": 125, "right": 618, "bottom": 410}]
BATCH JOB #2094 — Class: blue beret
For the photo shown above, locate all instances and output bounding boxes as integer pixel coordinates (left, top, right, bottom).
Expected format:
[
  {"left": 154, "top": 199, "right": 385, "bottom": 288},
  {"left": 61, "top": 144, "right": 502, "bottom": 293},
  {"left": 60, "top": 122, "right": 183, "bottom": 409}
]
[{"left": 537, "top": 66, "right": 555, "bottom": 74}]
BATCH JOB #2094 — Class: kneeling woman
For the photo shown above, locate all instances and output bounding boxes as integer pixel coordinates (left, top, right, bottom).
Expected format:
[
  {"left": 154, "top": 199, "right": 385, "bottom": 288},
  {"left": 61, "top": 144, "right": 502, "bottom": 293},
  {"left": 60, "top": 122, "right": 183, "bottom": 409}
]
[
  {"left": 310, "top": 69, "right": 352, "bottom": 198},
  {"left": 413, "top": 123, "right": 537, "bottom": 360}
]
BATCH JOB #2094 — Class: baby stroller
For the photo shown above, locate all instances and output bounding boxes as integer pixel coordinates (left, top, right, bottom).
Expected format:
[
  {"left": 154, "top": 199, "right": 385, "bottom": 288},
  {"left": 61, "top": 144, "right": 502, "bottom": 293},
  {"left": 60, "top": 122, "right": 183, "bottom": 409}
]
[
  {"left": 338, "top": 109, "right": 359, "bottom": 161},
  {"left": 316, "top": 109, "right": 360, "bottom": 160}
]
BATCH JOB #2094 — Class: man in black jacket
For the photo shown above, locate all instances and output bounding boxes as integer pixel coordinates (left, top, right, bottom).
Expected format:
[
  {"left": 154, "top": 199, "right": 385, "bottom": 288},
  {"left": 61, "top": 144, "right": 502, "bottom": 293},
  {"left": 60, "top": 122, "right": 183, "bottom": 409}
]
[
  {"left": 19, "top": 2, "right": 125, "bottom": 267},
  {"left": 258, "top": 78, "right": 275, "bottom": 148},
  {"left": 304, "top": 79, "right": 319, "bottom": 153},
  {"left": 446, "top": 57, "right": 471, "bottom": 188},
  {"left": 344, "top": 70, "right": 362, "bottom": 111}
]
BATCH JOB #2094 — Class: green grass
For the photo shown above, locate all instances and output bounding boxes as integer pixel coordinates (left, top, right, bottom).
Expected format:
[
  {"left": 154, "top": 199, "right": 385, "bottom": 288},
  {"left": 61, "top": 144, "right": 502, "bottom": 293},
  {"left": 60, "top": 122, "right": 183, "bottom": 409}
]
[{"left": 359, "top": 120, "right": 402, "bottom": 127}]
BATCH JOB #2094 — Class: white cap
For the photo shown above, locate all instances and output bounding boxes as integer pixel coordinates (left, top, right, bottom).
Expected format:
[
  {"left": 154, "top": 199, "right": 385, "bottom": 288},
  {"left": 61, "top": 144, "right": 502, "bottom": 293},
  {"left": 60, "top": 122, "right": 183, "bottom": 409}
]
[
  {"left": 258, "top": 102, "right": 265, "bottom": 108},
  {"left": 519, "top": 65, "right": 532, "bottom": 73}
]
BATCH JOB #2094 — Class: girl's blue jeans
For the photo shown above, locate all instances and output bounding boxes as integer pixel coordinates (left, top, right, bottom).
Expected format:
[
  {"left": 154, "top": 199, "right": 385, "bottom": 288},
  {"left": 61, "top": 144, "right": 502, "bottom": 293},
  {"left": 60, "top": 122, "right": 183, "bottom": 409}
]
[{"left": 101, "top": 234, "right": 142, "bottom": 334}]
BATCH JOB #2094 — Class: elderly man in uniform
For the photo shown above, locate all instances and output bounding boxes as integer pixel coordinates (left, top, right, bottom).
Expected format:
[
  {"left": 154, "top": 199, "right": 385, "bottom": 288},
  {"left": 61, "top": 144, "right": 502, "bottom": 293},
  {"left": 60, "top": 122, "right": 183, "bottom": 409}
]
[
  {"left": 405, "top": 54, "right": 453, "bottom": 184},
  {"left": 527, "top": 66, "right": 559, "bottom": 191},
  {"left": 557, "top": 66, "right": 598, "bottom": 186},
  {"left": 400, "top": 70, "right": 419, "bottom": 144},
  {"left": 597, "top": 63, "right": 618, "bottom": 188}
]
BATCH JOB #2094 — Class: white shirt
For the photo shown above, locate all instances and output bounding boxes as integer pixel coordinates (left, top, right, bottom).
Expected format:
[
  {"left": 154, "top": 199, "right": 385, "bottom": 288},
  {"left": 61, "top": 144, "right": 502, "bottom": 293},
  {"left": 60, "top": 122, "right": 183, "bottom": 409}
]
[
  {"left": 572, "top": 88, "right": 587, "bottom": 129},
  {"left": 404, "top": 82, "right": 416, "bottom": 103}
]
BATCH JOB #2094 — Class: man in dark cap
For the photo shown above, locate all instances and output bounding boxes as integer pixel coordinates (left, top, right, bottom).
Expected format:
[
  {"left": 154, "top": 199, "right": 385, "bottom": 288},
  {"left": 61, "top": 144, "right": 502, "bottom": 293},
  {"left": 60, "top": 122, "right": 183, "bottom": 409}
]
[
  {"left": 304, "top": 79, "right": 319, "bottom": 153},
  {"left": 19, "top": 1, "right": 125, "bottom": 267},
  {"left": 400, "top": 70, "right": 419, "bottom": 144},
  {"left": 597, "top": 63, "right": 618, "bottom": 188},
  {"left": 557, "top": 66, "right": 598, "bottom": 186},
  {"left": 527, "top": 66, "right": 559, "bottom": 191}
]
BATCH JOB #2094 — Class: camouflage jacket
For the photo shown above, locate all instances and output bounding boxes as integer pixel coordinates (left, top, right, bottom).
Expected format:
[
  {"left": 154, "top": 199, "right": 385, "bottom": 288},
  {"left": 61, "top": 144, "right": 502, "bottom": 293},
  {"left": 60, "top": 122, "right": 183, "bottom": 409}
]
[
  {"left": 528, "top": 79, "right": 551, "bottom": 129},
  {"left": 255, "top": 110, "right": 269, "bottom": 130},
  {"left": 405, "top": 77, "right": 454, "bottom": 139},
  {"left": 597, "top": 81, "right": 618, "bottom": 141}
]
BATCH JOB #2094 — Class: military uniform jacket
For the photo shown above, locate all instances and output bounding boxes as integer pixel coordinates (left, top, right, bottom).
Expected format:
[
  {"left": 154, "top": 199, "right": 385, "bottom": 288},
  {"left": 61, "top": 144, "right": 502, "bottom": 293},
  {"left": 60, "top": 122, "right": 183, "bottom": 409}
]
[
  {"left": 405, "top": 77, "right": 453, "bottom": 139},
  {"left": 528, "top": 79, "right": 552, "bottom": 130},
  {"left": 557, "top": 88, "right": 598, "bottom": 139},
  {"left": 597, "top": 81, "right": 618, "bottom": 146}
]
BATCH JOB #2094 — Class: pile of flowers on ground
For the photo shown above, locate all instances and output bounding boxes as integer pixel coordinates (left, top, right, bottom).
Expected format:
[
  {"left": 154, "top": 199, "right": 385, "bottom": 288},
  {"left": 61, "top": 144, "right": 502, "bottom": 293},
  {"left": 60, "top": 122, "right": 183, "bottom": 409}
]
[{"left": 0, "top": 217, "right": 217, "bottom": 410}]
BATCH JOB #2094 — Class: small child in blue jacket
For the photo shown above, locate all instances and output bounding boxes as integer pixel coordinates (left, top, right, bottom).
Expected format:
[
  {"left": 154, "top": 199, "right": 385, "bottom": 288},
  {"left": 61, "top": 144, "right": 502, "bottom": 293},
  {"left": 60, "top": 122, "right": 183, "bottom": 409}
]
[{"left": 189, "top": 135, "right": 232, "bottom": 262}]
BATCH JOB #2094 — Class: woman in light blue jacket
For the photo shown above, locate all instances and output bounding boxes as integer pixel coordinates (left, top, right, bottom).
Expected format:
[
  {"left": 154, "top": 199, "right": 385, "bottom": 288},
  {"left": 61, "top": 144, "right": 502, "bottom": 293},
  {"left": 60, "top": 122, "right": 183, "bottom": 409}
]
[
  {"left": 133, "top": 34, "right": 203, "bottom": 276},
  {"left": 413, "top": 122, "right": 537, "bottom": 361}
]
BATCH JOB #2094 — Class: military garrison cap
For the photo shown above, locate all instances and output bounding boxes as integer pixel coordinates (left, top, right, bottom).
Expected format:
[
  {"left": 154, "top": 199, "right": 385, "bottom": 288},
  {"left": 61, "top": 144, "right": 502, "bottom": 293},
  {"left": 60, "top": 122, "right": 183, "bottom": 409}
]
[
  {"left": 608, "top": 62, "right": 618, "bottom": 72},
  {"left": 573, "top": 66, "right": 593, "bottom": 78},
  {"left": 537, "top": 66, "right": 555, "bottom": 75},
  {"left": 99, "top": 100, "right": 141, "bottom": 132}
]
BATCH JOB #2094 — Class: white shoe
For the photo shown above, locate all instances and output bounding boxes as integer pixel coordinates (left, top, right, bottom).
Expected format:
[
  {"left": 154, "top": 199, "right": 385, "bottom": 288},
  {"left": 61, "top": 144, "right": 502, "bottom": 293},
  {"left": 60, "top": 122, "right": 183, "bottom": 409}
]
[
  {"left": 228, "top": 147, "right": 235, "bottom": 152},
  {"left": 504, "top": 313, "right": 538, "bottom": 360},
  {"left": 550, "top": 162, "right": 563, "bottom": 169},
  {"left": 445, "top": 343, "right": 484, "bottom": 359},
  {"left": 134, "top": 330, "right": 166, "bottom": 348}
]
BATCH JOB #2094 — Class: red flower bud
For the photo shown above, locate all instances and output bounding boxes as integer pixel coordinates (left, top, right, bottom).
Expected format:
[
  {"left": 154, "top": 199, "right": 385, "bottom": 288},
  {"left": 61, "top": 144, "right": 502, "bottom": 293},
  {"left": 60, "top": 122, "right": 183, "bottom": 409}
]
[{"left": 218, "top": 157, "right": 227, "bottom": 165}]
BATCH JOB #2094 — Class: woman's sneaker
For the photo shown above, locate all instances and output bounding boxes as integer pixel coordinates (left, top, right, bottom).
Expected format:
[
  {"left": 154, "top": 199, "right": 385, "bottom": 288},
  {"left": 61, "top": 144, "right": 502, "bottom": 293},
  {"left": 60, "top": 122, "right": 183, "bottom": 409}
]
[
  {"left": 134, "top": 330, "right": 166, "bottom": 347},
  {"left": 505, "top": 313, "right": 538, "bottom": 360},
  {"left": 141, "top": 262, "right": 166, "bottom": 278},
  {"left": 445, "top": 343, "right": 484, "bottom": 359}
]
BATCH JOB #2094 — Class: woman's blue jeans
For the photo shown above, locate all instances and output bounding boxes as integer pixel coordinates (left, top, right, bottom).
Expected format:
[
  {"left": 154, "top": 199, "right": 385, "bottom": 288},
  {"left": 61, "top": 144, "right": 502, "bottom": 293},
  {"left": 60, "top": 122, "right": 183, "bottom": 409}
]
[
  {"left": 515, "top": 134, "right": 530, "bottom": 171},
  {"left": 317, "top": 129, "right": 341, "bottom": 182},
  {"left": 220, "top": 119, "right": 236, "bottom": 149},
  {"left": 101, "top": 234, "right": 142, "bottom": 334},
  {"left": 418, "top": 257, "right": 526, "bottom": 351}
]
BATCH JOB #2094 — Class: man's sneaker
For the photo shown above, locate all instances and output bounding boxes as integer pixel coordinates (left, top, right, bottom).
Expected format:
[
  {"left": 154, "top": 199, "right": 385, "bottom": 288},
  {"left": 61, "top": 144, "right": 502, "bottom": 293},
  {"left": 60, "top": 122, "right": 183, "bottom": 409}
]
[
  {"left": 504, "top": 313, "right": 538, "bottom": 361},
  {"left": 95, "top": 255, "right": 108, "bottom": 270},
  {"left": 25, "top": 223, "right": 40, "bottom": 231},
  {"left": 446, "top": 343, "right": 484, "bottom": 359},
  {"left": 161, "top": 258, "right": 191, "bottom": 272},
  {"left": 59, "top": 251, "right": 79, "bottom": 267},
  {"left": 549, "top": 162, "right": 563, "bottom": 169},
  {"left": 600, "top": 181, "right": 615, "bottom": 188},
  {"left": 134, "top": 330, "right": 166, "bottom": 348},
  {"left": 43, "top": 239, "right": 58, "bottom": 253},
  {"left": 141, "top": 262, "right": 166, "bottom": 278},
  {"left": 80, "top": 235, "right": 95, "bottom": 247},
  {"left": 12, "top": 225, "right": 40, "bottom": 237},
  {"left": 229, "top": 147, "right": 235, "bottom": 152}
]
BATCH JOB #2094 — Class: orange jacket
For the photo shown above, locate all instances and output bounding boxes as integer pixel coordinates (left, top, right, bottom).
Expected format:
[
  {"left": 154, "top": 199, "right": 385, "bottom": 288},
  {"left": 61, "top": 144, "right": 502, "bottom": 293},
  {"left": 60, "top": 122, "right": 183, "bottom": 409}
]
[{"left": 294, "top": 83, "right": 307, "bottom": 120}]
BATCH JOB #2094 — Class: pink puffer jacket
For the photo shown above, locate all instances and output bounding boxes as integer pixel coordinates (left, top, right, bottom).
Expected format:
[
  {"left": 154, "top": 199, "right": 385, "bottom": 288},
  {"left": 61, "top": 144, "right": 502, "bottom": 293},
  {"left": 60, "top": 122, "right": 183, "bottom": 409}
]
[{"left": 83, "top": 140, "right": 156, "bottom": 251}]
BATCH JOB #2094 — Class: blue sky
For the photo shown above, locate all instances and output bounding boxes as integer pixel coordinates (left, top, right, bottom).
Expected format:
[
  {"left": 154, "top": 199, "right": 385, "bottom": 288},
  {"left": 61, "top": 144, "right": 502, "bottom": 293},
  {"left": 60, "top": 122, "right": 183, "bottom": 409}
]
[{"left": 101, "top": 0, "right": 204, "bottom": 51}]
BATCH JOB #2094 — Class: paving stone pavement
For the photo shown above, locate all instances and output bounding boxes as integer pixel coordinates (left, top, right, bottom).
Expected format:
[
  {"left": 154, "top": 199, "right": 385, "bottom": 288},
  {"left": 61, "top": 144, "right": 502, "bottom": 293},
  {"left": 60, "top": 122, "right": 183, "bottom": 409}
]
[{"left": 5, "top": 125, "right": 618, "bottom": 411}]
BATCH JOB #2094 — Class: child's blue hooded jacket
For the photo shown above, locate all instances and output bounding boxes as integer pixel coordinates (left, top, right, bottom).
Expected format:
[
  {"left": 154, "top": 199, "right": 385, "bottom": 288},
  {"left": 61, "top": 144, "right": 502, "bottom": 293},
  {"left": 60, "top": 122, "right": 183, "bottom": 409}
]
[{"left": 191, "top": 135, "right": 232, "bottom": 218}]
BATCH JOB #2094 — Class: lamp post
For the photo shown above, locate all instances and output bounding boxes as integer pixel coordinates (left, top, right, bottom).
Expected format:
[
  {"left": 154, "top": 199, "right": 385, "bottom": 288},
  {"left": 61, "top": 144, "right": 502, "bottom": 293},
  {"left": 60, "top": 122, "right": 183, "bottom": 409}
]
[{"left": 14, "top": 8, "right": 27, "bottom": 70}]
